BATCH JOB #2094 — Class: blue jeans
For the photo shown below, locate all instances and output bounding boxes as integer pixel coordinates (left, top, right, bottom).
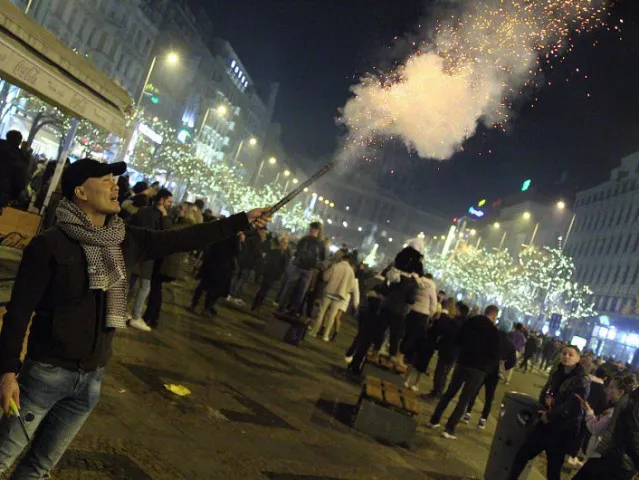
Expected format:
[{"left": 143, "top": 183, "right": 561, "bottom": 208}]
[
  {"left": 131, "top": 278, "right": 151, "bottom": 319},
  {"left": 277, "top": 266, "right": 314, "bottom": 314},
  {"left": 0, "top": 359, "right": 104, "bottom": 478}
]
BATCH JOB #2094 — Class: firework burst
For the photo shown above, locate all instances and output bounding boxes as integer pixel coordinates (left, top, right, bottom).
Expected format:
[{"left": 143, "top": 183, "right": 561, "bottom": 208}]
[{"left": 339, "top": 0, "right": 615, "bottom": 162}]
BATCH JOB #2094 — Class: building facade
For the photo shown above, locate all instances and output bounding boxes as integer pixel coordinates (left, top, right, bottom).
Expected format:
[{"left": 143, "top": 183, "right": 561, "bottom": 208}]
[
  {"left": 15, "top": 0, "right": 160, "bottom": 98},
  {"left": 566, "top": 151, "right": 639, "bottom": 318}
]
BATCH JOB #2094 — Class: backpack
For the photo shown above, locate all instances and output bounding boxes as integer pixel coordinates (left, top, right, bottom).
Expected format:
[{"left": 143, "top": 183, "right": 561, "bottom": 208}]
[{"left": 294, "top": 236, "right": 320, "bottom": 269}]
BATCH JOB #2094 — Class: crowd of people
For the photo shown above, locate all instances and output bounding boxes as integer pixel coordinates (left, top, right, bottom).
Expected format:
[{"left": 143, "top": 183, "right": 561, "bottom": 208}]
[{"left": 1, "top": 153, "right": 639, "bottom": 480}]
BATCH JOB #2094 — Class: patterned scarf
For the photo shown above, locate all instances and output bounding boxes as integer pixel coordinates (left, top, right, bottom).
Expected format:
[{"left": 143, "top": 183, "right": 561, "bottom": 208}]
[{"left": 56, "top": 198, "right": 128, "bottom": 328}]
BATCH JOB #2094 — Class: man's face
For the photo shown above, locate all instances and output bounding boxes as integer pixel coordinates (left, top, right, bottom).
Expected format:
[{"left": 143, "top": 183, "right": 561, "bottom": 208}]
[
  {"left": 486, "top": 312, "right": 498, "bottom": 323},
  {"left": 309, "top": 227, "right": 319, "bottom": 237},
  {"left": 76, "top": 174, "right": 120, "bottom": 215},
  {"left": 159, "top": 196, "right": 173, "bottom": 209},
  {"left": 279, "top": 238, "right": 288, "bottom": 250}
]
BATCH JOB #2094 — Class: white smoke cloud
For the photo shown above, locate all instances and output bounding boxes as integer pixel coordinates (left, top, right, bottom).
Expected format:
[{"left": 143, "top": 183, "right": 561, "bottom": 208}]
[{"left": 339, "top": 0, "right": 608, "bottom": 161}]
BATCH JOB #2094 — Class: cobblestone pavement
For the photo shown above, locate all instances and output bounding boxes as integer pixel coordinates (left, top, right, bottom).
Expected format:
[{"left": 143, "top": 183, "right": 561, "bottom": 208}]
[{"left": 2, "top": 277, "right": 580, "bottom": 479}]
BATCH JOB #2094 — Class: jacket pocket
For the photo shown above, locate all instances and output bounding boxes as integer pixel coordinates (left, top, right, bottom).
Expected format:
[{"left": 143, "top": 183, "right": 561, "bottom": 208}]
[{"left": 55, "top": 253, "right": 88, "bottom": 301}]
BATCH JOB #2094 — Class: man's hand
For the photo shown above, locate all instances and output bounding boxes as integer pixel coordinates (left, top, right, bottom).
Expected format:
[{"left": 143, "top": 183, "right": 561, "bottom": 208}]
[
  {"left": 157, "top": 204, "right": 168, "bottom": 217},
  {"left": 0, "top": 373, "right": 19, "bottom": 413},
  {"left": 246, "top": 208, "right": 272, "bottom": 229},
  {"left": 238, "top": 232, "right": 246, "bottom": 243}
]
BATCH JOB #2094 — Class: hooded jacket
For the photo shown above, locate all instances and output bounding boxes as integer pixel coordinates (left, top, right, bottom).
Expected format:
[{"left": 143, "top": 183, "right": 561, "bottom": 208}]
[{"left": 410, "top": 276, "right": 438, "bottom": 317}]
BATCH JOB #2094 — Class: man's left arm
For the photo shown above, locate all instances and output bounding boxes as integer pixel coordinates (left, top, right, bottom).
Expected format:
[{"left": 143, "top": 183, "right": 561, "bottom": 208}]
[{"left": 131, "top": 213, "right": 253, "bottom": 262}]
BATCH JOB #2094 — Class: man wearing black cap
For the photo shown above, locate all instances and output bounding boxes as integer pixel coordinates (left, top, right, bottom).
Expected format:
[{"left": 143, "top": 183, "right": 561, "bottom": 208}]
[{"left": 0, "top": 159, "right": 271, "bottom": 477}]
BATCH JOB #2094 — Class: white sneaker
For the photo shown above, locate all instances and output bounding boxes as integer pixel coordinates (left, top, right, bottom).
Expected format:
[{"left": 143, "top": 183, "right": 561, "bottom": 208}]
[
  {"left": 461, "top": 413, "right": 471, "bottom": 424},
  {"left": 478, "top": 418, "right": 487, "bottom": 429},
  {"left": 235, "top": 298, "right": 246, "bottom": 306},
  {"left": 426, "top": 422, "right": 440, "bottom": 429},
  {"left": 129, "top": 318, "right": 151, "bottom": 332},
  {"left": 345, "top": 356, "right": 354, "bottom": 364},
  {"left": 409, "top": 385, "right": 419, "bottom": 393},
  {"left": 441, "top": 431, "right": 457, "bottom": 440},
  {"left": 322, "top": 336, "right": 330, "bottom": 342}
]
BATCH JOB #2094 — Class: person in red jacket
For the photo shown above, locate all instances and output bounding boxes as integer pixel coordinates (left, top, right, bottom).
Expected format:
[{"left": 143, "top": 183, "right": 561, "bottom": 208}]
[{"left": 0, "top": 159, "right": 271, "bottom": 478}]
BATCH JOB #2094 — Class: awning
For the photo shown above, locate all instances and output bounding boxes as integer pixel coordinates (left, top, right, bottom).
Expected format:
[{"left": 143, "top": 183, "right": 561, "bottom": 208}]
[{"left": 0, "top": 1, "right": 132, "bottom": 137}]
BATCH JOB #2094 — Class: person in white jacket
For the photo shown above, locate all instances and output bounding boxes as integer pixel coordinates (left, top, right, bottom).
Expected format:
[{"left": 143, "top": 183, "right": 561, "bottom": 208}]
[
  {"left": 309, "top": 254, "right": 359, "bottom": 341},
  {"left": 399, "top": 273, "right": 437, "bottom": 366}
]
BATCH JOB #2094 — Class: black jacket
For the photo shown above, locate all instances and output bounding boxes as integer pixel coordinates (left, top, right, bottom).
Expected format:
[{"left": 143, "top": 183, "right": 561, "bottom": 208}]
[
  {"left": 261, "top": 245, "right": 290, "bottom": 283},
  {"left": 524, "top": 335, "right": 539, "bottom": 356},
  {"left": 606, "top": 387, "right": 639, "bottom": 479},
  {"left": 456, "top": 315, "right": 500, "bottom": 373},
  {"left": 0, "top": 213, "right": 249, "bottom": 373},
  {"left": 0, "top": 140, "right": 28, "bottom": 205},
  {"left": 499, "top": 330, "right": 517, "bottom": 371},
  {"left": 199, "top": 235, "right": 241, "bottom": 294},
  {"left": 429, "top": 313, "right": 466, "bottom": 363},
  {"left": 128, "top": 206, "right": 172, "bottom": 279},
  {"left": 539, "top": 363, "right": 590, "bottom": 433},
  {"left": 380, "top": 275, "right": 417, "bottom": 316}
]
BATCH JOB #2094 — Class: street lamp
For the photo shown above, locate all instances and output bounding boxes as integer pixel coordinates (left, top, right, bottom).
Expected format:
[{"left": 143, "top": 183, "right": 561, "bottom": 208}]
[
  {"left": 470, "top": 229, "right": 477, "bottom": 236},
  {"left": 293, "top": 178, "right": 299, "bottom": 184},
  {"left": 249, "top": 137, "right": 258, "bottom": 146},
  {"left": 137, "top": 51, "right": 180, "bottom": 107},
  {"left": 284, "top": 170, "right": 291, "bottom": 177},
  {"left": 523, "top": 211, "right": 531, "bottom": 220},
  {"left": 493, "top": 222, "right": 500, "bottom": 229},
  {"left": 216, "top": 105, "right": 228, "bottom": 116},
  {"left": 252, "top": 154, "right": 277, "bottom": 186},
  {"left": 557, "top": 200, "right": 566, "bottom": 210}
]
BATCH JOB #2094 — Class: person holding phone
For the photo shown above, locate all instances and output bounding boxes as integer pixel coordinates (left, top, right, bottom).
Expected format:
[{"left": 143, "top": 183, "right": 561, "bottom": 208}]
[
  {"left": 508, "top": 345, "right": 590, "bottom": 480},
  {"left": 573, "top": 372, "right": 639, "bottom": 479}
]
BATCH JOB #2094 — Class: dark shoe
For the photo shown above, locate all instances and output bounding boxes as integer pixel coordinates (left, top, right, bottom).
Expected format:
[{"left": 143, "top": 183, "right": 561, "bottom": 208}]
[
  {"left": 205, "top": 307, "right": 218, "bottom": 317},
  {"left": 330, "top": 330, "right": 338, "bottom": 342}
]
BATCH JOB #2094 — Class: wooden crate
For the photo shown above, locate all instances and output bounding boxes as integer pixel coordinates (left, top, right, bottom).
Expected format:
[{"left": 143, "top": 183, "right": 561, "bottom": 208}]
[
  {"left": 352, "top": 376, "right": 420, "bottom": 447},
  {"left": 366, "top": 351, "right": 408, "bottom": 374}
]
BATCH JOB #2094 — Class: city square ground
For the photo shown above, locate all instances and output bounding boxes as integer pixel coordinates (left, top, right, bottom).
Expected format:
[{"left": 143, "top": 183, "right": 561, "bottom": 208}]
[{"left": 0, "top": 259, "right": 579, "bottom": 479}]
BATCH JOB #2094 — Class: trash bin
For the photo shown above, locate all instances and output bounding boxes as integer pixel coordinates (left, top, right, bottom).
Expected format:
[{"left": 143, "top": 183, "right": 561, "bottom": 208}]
[{"left": 484, "top": 392, "right": 539, "bottom": 480}]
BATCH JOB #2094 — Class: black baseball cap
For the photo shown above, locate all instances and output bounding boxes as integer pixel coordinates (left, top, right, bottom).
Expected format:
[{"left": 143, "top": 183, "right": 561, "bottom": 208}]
[{"left": 61, "top": 158, "right": 127, "bottom": 199}]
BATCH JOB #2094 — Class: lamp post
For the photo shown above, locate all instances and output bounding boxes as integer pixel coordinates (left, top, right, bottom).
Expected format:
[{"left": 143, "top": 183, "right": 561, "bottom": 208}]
[
  {"left": 563, "top": 213, "right": 577, "bottom": 251},
  {"left": 233, "top": 136, "right": 257, "bottom": 167},
  {"left": 137, "top": 51, "right": 179, "bottom": 107},
  {"left": 252, "top": 155, "right": 276, "bottom": 186}
]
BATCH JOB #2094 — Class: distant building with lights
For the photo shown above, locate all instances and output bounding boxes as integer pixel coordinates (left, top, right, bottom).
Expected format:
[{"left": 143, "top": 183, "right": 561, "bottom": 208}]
[
  {"left": 566, "top": 151, "right": 639, "bottom": 318},
  {"left": 564, "top": 151, "right": 639, "bottom": 365},
  {"left": 12, "top": 0, "right": 276, "bottom": 171},
  {"left": 311, "top": 175, "right": 450, "bottom": 256}
]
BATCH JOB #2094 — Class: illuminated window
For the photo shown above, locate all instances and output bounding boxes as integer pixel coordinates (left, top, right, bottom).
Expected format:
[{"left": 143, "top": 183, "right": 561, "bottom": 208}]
[{"left": 231, "top": 60, "right": 236, "bottom": 68}]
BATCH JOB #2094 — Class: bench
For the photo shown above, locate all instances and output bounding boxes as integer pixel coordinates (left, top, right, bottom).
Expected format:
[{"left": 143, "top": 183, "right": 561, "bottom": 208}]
[
  {"left": 263, "top": 314, "right": 308, "bottom": 346},
  {"left": 359, "top": 352, "right": 407, "bottom": 385},
  {"left": 352, "top": 376, "right": 420, "bottom": 447}
]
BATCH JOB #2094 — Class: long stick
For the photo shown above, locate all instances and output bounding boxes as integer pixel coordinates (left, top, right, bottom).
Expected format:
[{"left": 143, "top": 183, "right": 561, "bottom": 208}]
[{"left": 268, "top": 161, "right": 336, "bottom": 215}]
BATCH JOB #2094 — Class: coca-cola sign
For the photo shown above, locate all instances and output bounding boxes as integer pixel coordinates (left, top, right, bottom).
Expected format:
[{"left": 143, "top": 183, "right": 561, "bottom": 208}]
[{"left": 13, "top": 61, "right": 40, "bottom": 85}]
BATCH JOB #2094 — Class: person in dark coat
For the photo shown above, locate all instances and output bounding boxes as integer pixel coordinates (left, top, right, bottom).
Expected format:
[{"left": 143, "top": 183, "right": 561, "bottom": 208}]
[
  {"left": 428, "top": 305, "right": 501, "bottom": 439},
  {"left": 0, "top": 131, "right": 28, "bottom": 208},
  {"left": 191, "top": 231, "right": 241, "bottom": 316},
  {"left": 540, "top": 336, "right": 559, "bottom": 371},
  {"left": 251, "top": 236, "right": 290, "bottom": 311},
  {"left": 230, "top": 227, "right": 267, "bottom": 303},
  {"left": 508, "top": 345, "right": 590, "bottom": 480},
  {"left": 427, "top": 300, "right": 466, "bottom": 398},
  {"left": 127, "top": 189, "right": 173, "bottom": 330},
  {"left": 464, "top": 326, "right": 517, "bottom": 428},
  {"left": 521, "top": 334, "right": 539, "bottom": 373}
]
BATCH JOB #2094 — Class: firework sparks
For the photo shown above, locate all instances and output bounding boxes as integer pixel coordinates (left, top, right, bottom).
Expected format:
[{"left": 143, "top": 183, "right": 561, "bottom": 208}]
[{"left": 339, "top": 0, "right": 614, "bottom": 162}]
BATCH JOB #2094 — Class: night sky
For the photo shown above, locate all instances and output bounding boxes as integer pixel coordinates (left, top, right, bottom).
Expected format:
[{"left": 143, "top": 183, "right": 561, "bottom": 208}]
[{"left": 198, "top": 0, "right": 639, "bottom": 217}]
